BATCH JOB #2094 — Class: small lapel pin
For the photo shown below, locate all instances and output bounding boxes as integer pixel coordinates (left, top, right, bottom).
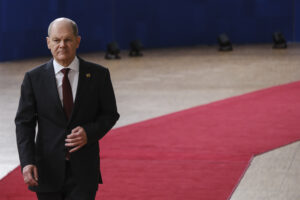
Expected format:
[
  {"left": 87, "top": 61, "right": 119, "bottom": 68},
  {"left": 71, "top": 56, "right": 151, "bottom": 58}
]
[{"left": 86, "top": 73, "right": 91, "bottom": 78}]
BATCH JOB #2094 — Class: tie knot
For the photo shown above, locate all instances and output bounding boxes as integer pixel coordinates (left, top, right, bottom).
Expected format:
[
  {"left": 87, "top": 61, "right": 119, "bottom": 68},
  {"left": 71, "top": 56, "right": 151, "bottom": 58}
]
[{"left": 61, "top": 68, "right": 70, "bottom": 75}]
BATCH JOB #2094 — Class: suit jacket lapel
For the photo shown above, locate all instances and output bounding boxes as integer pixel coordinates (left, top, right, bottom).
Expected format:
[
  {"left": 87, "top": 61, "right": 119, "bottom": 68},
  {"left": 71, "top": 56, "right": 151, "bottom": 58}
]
[
  {"left": 44, "top": 60, "right": 68, "bottom": 122},
  {"left": 69, "top": 58, "right": 89, "bottom": 122}
]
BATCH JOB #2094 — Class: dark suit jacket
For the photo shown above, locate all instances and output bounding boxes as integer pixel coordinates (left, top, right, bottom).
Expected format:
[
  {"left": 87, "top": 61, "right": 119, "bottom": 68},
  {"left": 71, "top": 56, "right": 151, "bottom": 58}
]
[{"left": 15, "top": 57, "right": 120, "bottom": 192}]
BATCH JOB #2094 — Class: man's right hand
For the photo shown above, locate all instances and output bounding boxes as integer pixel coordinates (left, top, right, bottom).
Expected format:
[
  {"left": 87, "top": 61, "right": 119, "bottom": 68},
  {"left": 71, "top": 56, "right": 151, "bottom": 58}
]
[{"left": 22, "top": 164, "right": 38, "bottom": 186}]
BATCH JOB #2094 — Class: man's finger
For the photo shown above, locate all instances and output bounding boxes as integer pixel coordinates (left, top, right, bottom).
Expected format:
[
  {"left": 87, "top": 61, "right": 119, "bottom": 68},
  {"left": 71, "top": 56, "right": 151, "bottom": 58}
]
[
  {"left": 71, "top": 126, "right": 81, "bottom": 133},
  {"left": 28, "top": 178, "right": 38, "bottom": 186},
  {"left": 65, "top": 140, "right": 82, "bottom": 147},
  {"left": 67, "top": 133, "right": 77, "bottom": 139},
  {"left": 33, "top": 166, "right": 38, "bottom": 181},
  {"left": 65, "top": 137, "right": 82, "bottom": 143},
  {"left": 67, "top": 130, "right": 83, "bottom": 138},
  {"left": 24, "top": 172, "right": 38, "bottom": 186},
  {"left": 69, "top": 145, "right": 82, "bottom": 153}
]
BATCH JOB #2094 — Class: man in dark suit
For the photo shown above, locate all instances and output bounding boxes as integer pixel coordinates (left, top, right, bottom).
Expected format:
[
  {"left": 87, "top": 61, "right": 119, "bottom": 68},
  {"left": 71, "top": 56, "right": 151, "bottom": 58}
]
[{"left": 15, "top": 17, "right": 119, "bottom": 200}]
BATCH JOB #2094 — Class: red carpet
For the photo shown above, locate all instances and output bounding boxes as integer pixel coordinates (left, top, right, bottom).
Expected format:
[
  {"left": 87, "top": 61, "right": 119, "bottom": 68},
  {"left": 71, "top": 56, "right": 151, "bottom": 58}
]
[{"left": 1, "top": 81, "right": 300, "bottom": 200}]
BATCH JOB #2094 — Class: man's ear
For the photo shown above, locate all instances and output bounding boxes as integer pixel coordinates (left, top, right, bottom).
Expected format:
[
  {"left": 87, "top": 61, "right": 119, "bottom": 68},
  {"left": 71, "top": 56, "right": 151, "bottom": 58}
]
[
  {"left": 76, "top": 36, "right": 81, "bottom": 48},
  {"left": 46, "top": 37, "right": 51, "bottom": 49}
]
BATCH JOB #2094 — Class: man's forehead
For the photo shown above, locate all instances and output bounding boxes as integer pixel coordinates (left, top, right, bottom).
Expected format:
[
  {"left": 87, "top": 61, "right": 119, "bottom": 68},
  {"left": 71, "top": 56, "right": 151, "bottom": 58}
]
[
  {"left": 50, "top": 23, "right": 73, "bottom": 35},
  {"left": 52, "top": 21, "right": 72, "bottom": 30}
]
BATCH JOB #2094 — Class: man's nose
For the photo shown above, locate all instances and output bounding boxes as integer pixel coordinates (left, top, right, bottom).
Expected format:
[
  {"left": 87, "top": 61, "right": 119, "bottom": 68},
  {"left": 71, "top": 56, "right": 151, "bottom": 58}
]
[{"left": 59, "top": 41, "right": 66, "bottom": 47}]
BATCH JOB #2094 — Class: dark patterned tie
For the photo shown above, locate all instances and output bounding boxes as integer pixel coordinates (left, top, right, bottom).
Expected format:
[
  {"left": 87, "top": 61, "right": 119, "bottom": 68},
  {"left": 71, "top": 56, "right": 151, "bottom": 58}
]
[
  {"left": 61, "top": 68, "right": 73, "bottom": 160},
  {"left": 61, "top": 68, "right": 73, "bottom": 119}
]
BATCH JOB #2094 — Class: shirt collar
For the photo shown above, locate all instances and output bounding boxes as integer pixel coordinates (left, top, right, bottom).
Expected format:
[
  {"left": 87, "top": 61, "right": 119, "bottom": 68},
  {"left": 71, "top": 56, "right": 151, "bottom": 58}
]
[{"left": 53, "top": 56, "right": 79, "bottom": 74}]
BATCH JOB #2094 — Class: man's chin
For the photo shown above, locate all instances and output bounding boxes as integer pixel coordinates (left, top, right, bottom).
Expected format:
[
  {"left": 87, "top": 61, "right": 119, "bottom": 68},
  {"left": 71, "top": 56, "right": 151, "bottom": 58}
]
[
  {"left": 57, "top": 55, "right": 69, "bottom": 60},
  {"left": 55, "top": 55, "right": 72, "bottom": 63}
]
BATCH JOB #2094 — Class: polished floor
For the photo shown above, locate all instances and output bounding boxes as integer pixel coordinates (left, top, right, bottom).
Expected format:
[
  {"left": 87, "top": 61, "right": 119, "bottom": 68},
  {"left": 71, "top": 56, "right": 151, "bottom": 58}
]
[{"left": 0, "top": 44, "right": 300, "bottom": 199}]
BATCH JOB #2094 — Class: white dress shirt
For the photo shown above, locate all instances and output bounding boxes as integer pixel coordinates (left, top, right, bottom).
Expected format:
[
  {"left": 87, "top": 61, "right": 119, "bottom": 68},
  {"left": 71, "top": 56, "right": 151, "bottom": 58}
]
[{"left": 53, "top": 57, "right": 79, "bottom": 105}]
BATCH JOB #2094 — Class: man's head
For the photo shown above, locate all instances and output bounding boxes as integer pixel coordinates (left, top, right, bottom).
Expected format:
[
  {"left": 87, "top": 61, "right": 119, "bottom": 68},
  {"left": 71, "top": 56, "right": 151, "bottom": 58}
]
[{"left": 47, "top": 18, "right": 81, "bottom": 67}]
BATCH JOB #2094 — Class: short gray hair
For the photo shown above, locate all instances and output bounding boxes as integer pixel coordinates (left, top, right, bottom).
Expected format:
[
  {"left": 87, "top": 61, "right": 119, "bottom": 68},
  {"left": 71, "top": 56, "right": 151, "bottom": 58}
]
[{"left": 48, "top": 17, "right": 79, "bottom": 36}]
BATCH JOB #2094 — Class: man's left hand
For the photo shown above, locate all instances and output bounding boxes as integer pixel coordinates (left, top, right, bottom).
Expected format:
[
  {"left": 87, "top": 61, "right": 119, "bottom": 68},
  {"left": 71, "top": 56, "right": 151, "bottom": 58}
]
[{"left": 65, "top": 126, "right": 88, "bottom": 153}]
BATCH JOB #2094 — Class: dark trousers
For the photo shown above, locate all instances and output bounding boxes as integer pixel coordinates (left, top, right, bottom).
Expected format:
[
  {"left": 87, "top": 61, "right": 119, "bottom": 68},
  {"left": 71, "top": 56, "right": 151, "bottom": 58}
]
[{"left": 36, "top": 161, "right": 97, "bottom": 200}]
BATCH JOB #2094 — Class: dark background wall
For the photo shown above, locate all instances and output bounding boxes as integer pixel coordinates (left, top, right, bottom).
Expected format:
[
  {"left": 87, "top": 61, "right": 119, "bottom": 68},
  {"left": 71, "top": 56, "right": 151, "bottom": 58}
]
[
  {"left": 0, "top": 0, "right": 296, "bottom": 61},
  {"left": 294, "top": 0, "right": 300, "bottom": 41}
]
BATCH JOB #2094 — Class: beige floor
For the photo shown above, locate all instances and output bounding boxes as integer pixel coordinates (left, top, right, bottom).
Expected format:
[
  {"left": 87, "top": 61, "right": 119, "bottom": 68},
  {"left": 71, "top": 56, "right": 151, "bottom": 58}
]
[
  {"left": 0, "top": 44, "right": 300, "bottom": 199},
  {"left": 230, "top": 141, "right": 300, "bottom": 200}
]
